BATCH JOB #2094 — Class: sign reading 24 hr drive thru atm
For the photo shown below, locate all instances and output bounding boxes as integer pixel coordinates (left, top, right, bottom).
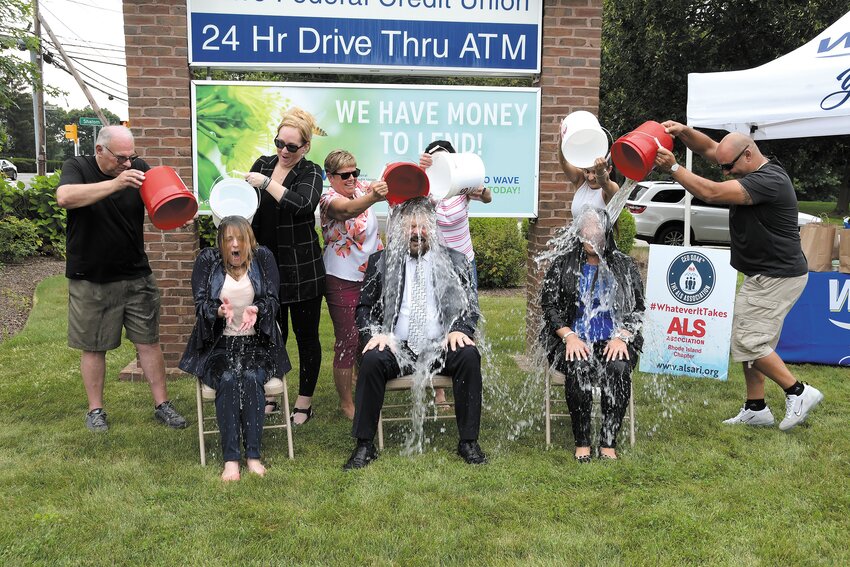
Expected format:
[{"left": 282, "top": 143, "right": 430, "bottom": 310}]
[{"left": 187, "top": 0, "right": 542, "bottom": 75}]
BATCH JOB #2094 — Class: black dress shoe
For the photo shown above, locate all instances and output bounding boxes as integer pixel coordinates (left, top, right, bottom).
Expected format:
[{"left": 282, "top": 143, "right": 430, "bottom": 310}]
[
  {"left": 457, "top": 440, "right": 488, "bottom": 465},
  {"left": 342, "top": 442, "right": 378, "bottom": 471}
]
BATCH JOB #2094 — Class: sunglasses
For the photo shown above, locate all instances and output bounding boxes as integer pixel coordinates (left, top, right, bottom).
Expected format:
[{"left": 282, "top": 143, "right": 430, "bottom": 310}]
[
  {"left": 720, "top": 145, "right": 749, "bottom": 172},
  {"left": 273, "top": 138, "right": 306, "bottom": 152},
  {"left": 332, "top": 168, "right": 360, "bottom": 180},
  {"left": 103, "top": 145, "right": 139, "bottom": 165}
]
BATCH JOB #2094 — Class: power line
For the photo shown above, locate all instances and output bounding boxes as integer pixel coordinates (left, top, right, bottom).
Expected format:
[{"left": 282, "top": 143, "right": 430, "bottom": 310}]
[
  {"left": 62, "top": 57, "right": 126, "bottom": 91},
  {"left": 52, "top": 0, "right": 122, "bottom": 14}
]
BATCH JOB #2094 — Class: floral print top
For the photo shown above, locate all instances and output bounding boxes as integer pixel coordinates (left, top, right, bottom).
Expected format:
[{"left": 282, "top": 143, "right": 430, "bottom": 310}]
[{"left": 320, "top": 183, "right": 383, "bottom": 282}]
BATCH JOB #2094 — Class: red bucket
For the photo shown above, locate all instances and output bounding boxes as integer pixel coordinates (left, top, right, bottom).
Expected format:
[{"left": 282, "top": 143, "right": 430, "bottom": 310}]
[
  {"left": 611, "top": 121, "right": 674, "bottom": 181},
  {"left": 139, "top": 166, "right": 198, "bottom": 230},
  {"left": 382, "top": 162, "right": 430, "bottom": 206}
]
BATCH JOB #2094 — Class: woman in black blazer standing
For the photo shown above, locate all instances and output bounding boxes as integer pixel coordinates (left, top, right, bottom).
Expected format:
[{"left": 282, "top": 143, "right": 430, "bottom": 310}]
[{"left": 244, "top": 107, "right": 324, "bottom": 426}]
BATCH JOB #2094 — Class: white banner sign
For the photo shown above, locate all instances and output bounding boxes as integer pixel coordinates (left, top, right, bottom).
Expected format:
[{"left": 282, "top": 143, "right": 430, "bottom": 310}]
[{"left": 639, "top": 245, "right": 737, "bottom": 380}]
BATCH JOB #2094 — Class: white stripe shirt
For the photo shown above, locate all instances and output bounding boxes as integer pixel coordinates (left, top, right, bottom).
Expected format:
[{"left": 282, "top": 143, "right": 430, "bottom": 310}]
[{"left": 435, "top": 195, "right": 474, "bottom": 261}]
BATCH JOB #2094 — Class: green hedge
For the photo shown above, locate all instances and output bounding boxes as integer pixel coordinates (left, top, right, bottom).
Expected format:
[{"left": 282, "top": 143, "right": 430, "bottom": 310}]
[
  {"left": 0, "top": 172, "right": 66, "bottom": 257},
  {"left": 615, "top": 209, "right": 636, "bottom": 255},
  {"left": 469, "top": 218, "right": 527, "bottom": 288},
  {"left": 7, "top": 158, "right": 65, "bottom": 174}
]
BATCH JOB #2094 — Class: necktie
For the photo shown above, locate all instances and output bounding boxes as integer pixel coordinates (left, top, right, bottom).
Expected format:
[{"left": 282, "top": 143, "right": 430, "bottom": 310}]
[{"left": 407, "top": 258, "right": 428, "bottom": 354}]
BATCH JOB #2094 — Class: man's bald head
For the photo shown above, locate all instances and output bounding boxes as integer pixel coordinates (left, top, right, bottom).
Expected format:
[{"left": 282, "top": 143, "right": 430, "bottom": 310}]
[{"left": 717, "top": 132, "right": 764, "bottom": 177}]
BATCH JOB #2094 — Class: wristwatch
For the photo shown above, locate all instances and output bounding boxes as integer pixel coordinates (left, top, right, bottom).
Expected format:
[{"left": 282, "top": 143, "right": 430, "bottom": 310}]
[{"left": 670, "top": 163, "right": 680, "bottom": 174}]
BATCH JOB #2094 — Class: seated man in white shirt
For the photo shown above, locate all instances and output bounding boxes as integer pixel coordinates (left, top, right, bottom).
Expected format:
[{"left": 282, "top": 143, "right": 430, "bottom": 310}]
[{"left": 344, "top": 197, "right": 486, "bottom": 470}]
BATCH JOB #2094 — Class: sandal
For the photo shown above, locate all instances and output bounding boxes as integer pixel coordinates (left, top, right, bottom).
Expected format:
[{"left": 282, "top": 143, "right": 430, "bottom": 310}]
[
  {"left": 264, "top": 400, "right": 280, "bottom": 415},
  {"left": 574, "top": 454, "right": 592, "bottom": 464},
  {"left": 290, "top": 406, "right": 314, "bottom": 426},
  {"left": 598, "top": 452, "right": 618, "bottom": 461}
]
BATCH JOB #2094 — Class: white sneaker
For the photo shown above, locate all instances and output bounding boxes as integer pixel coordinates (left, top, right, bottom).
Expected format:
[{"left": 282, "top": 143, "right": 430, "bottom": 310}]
[
  {"left": 722, "top": 406, "right": 775, "bottom": 426},
  {"left": 779, "top": 384, "right": 824, "bottom": 431}
]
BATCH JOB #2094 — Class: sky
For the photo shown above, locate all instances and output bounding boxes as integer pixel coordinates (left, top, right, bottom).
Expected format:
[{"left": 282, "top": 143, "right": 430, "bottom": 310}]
[{"left": 33, "top": 0, "right": 129, "bottom": 119}]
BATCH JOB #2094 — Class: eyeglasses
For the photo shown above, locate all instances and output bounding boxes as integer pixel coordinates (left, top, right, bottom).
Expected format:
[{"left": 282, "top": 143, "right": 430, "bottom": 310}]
[
  {"left": 332, "top": 168, "right": 360, "bottom": 180},
  {"left": 273, "top": 138, "right": 306, "bottom": 153},
  {"left": 720, "top": 145, "right": 749, "bottom": 172},
  {"left": 103, "top": 145, "right": 139, "bottom": 164}
]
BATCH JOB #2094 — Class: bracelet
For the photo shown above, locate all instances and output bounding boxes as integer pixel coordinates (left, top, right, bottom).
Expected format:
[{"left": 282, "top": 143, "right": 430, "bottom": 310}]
[
  {"left": 562, "top": 331, "right": 576, "bottom": 344},
  {"left": 260, "top": 175, "right": 271, "bottom": 191},
  {"left": 614, "top": 331, "right": 632, "bottom": 344}
]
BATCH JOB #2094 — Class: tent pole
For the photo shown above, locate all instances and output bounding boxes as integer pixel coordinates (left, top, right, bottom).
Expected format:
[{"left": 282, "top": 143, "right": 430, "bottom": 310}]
[{"left": 684, "top": 148, "right": 693, "bottom": 246}]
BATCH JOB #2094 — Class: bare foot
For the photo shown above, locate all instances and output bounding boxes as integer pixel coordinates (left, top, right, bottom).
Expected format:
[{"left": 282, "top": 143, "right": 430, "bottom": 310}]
[
  {"left": 575, "top": 446, "right": 591, "bottom": 459},
  {"left": 246, "top": 458, "right": 266, "bottom": 477},
  {"left": 221, "top": 461, "right": 241, "bottom": 482},
  {"left": 434, "top": 388, "right": 447, "bottom": 406},
  {"left": 339, "top": 403, "right": 355, "bottom": 420},
  {"left": 599, "top": 448, "right": 618, "bottom": 460}
]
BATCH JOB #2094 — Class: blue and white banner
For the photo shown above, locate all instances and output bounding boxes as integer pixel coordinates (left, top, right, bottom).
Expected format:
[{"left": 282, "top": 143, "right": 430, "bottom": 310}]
[
  {"left": 187, "top": 0, "right": 542, "bottom": 74},
  {"left": 777, "top": 271, "right": 850, "bottom": 366},
  {"left": 639, "top": 246, "right": 737, "bottom": 381}
]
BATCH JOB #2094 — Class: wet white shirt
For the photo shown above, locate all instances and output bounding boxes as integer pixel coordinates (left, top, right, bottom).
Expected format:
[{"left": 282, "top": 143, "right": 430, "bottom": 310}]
[
  {"left": 394, "top": 253, "right": 442, "bottom": 343},
  {"left": 571, "top": 180, "right": 606, "bottom": 218}
]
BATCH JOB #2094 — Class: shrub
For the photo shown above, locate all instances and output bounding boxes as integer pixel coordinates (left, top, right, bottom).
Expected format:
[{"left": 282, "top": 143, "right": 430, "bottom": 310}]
[
  {"left": 0, "top": 216, "right": 42, "bottom": 263},
  {"left": 615, "top": 209, "right": 636, "bottom": 255},
  {"left": 197, "top": 214, "right": 216, "bottom": 248},
  {"left": 469, "top": 218, "right": 526, "bottom": 288},
  {"left": 0, "top": 172, "right": 66, "bottom": 257}
]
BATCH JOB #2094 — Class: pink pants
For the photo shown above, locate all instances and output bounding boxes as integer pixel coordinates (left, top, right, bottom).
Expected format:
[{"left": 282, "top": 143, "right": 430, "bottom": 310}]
[{"left": 325, "top": 275, "right": 363, "bottom": 369}]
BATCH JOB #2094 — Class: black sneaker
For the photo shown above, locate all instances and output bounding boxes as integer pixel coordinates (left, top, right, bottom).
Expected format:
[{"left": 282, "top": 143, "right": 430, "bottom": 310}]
[
  {"left": 154, "top": 401, "right": 187, "bottom": 429},
  {"left": 85, "top": 408, "right": 108, "bottom": 432}
]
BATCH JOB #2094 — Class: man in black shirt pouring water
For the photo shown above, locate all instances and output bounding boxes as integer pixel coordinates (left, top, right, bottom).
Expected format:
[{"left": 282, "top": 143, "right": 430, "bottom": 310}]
[{"left": 653, "top": 122, "right": 823, "bottom": 431}]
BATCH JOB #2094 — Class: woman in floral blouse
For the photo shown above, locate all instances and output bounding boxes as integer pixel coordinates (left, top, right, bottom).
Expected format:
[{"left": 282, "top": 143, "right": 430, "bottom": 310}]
[{"left": 319, "top": 150, "right": 388, "bottom": 418}]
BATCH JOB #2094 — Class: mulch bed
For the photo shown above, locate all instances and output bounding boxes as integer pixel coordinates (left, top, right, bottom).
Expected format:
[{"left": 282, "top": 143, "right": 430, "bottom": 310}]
[{"left": 0, "top": 256, "right": 65, "bottom": 342}]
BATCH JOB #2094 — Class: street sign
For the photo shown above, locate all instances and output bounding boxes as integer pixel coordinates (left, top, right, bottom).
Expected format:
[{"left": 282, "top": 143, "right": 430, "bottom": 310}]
[{"left": 79, "top": 117, "right": 102, "bottom": 126}]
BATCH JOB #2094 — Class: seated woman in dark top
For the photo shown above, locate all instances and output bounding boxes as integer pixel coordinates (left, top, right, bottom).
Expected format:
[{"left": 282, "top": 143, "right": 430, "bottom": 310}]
[
  {"left": 179, "top": 216, "right": 290, "bottom": 481},
  {"left": 539, "top": 207, "right": 645, "bottom": 462}
]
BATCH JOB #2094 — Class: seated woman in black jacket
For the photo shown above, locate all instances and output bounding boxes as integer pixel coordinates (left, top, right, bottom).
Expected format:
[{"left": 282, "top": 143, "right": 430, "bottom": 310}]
[
  {"left": 539, "top": 207, "right": 644, "bottom": 462},
  {"left": 180, "top": 216, "right": 290, "bottom": 481}
]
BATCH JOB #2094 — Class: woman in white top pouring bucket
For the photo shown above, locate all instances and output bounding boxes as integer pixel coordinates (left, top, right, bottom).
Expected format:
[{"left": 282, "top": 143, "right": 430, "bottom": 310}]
[{"left": 558, "top": 111, "right": 619, "bottom": 216}]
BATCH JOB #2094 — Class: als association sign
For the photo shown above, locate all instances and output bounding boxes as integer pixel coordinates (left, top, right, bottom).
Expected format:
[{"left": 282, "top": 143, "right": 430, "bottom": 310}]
[
  {"left": 639, "top": 245, "right": 737, "bottom": 381},
  {"left": 187, "top": 0, "right": 542, "bottom": 75}
]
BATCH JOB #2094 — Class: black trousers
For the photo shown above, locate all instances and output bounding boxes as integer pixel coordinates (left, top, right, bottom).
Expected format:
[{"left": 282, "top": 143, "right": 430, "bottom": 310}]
[
  {"left": 352, "top": 344, "right": 483, "bottom": 443},
  {"left": 556, "top": 342, "right": 634, "bottom": 449},
  {"left": 279, "top": 295, "right": 323, "bottom": 397}
]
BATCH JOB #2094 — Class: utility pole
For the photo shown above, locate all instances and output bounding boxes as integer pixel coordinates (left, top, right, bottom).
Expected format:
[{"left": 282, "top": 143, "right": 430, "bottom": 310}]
[
  {"left": 38, "top": 14, "right": 110, "bottom": 127},
  {"left": 33, "top": 0, "right": 47, "bottom": 176}
]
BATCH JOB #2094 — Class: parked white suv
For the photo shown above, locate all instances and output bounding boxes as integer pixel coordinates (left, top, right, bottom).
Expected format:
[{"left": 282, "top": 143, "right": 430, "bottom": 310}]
[
  {"left": 626, "top": 181, "right": 820, "bottom": 246},
  {"left": 0, "top": 159, "right": 17, "bottom": 181}
]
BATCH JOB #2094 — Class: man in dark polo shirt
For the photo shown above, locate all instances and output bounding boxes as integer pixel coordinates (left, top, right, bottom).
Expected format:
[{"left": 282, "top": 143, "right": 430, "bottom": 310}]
[
  {"left": 654, "top": 123, "right": 823, "bottom": 432},
  {"left": 57, "top": 125, "right": 186, "bottom": 432}
]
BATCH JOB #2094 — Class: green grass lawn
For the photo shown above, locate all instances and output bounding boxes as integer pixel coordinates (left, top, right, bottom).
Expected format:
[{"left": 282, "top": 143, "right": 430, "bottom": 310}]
[
  {"left": 1, "top": 277, "right": 848, "bottom": 565},
  {"left": 798, "top": 200, "right": 847, "bottom": 225}
]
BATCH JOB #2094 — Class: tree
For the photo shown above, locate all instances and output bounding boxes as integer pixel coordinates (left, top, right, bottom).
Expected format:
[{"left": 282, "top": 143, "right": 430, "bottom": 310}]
[{"left": 600, "top": 0, "right": 850, "bottom": 212}]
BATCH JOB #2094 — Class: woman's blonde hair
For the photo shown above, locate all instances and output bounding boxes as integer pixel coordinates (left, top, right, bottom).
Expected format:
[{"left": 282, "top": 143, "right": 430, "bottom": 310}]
[
  {"left": 276, "top": 107, "right": 317, "bottom": 148},
  {"left": 324, "top": 149, "right": 357, "bottom": 176},
  {"left": 217, "top": 216, "right": 258, "bottom": 278}
]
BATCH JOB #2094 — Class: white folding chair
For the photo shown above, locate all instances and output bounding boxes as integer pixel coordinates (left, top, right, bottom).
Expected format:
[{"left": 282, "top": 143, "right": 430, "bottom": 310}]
[
  {"left": 545, "top": 369, "right": 635, "bottom": 449},
  {"left": 196, "top": 376, "right": 294, "bottom": 465},
  {"left": 377, "top": 374, "right": 454, "bottom": 450}
]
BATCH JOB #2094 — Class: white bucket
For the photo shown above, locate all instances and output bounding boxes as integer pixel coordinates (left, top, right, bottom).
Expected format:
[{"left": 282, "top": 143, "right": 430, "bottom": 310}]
[
  {"left": 425, "top": 152, "right": 486, "bottom": 201},
  {"left": 209, "top": 178, "right": 259, "bottom": 227},
  {"left": 560, "top": 111, "right": 609, "bottom": 168}
]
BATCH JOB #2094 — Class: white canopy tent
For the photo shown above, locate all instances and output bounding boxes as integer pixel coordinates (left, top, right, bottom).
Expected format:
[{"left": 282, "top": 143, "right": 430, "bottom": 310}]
[
  {"left": 687, "top": 11, "right": 850, "bottom": 140},
  {"left": 680, "top": 11, "right": 850, "bottom": 244}
]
